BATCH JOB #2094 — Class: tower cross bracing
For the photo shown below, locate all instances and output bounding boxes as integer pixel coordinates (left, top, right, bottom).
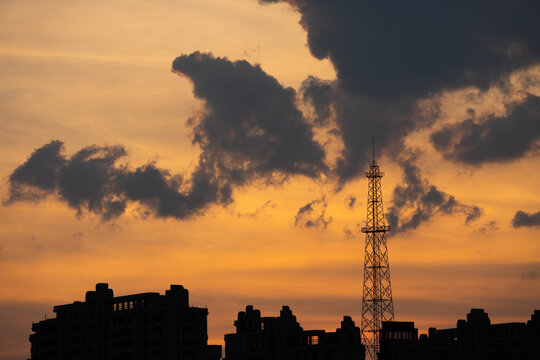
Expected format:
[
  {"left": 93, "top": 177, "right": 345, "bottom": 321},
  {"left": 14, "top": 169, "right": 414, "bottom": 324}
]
[{"left": 361, "top": 156, "right": 395, "bottom": 360}]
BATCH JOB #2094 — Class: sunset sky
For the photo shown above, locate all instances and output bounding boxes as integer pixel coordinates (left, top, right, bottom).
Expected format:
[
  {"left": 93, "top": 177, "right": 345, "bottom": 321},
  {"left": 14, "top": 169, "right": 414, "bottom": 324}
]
[{"left": 1, "top": 1, "right": 540, "bottom": 359}]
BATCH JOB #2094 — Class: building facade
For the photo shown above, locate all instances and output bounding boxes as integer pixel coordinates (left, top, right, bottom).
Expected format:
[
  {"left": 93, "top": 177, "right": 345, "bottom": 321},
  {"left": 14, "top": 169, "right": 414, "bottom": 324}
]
[
  {"left": 378, "top": 308, "right": 540, "bottom": 360},
  {"left": 224, "top": 305, "right": 365, "bottom": 360},
  {"left": 29, "top": 283, "right": 221, "bottom": 360}
]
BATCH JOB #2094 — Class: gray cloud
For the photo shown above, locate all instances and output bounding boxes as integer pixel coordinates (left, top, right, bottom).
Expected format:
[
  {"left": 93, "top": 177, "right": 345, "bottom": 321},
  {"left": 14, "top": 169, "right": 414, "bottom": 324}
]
[
  {"left": 301, "top": 77, "right": 436, "bottom": 184},
  {"left": 261, "top": 0, "right": 540, "bottom": 99},
  {"left": 294, "top": 197, "right": 332, "bottom": 229},
  {"left": 6, "top": 140, "right": 65, "bottom": 202},
  {"left": 476, "top": 220, "right": 499, "bottom": 236},
  {"left": 431, "top": 94, "right": 540, "bottom": 164},
  {"left": 5, "top": 141, "right": 228, "bottom": 220},
  {"left": 512, "top": 210, "right": 540, "bottom": 228},
  {"left": 386, "top": 155, "right": 483, "bottom": 233},
  {"left": 6, "top": 52, "right": 331, "bottom": 221},
  {"left": 346, "top": 195, "right": 356, "bottom": 209},
  {"left": 263, "top": 0, "right": 539, "bottom": 231},
  {"left": 172, "top": 52, "right": 327, "bottom": 185},
  {"left": 10, "top": 0, "right": 540, "bottom": 231},
  {"left": 300, "top": 60, "right": 481, "bottom": 236},
  {"left": 57, "top": 144, "right": 127, "bottom": 219},
  {"left": 236, "top": 200, "right": 275, "bottom": 218}
]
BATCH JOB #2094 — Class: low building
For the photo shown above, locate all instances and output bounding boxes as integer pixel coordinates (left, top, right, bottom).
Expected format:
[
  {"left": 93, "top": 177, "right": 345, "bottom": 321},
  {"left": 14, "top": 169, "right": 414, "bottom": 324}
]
[
  {"left": 224, "top": 305, "right": 365, "bottom": 360},
  {"left": 379, "top": 308, "right": 540, "bottom": 360},
  {"left": 29, "top": 283, "right": 221, "bottom": 360}
]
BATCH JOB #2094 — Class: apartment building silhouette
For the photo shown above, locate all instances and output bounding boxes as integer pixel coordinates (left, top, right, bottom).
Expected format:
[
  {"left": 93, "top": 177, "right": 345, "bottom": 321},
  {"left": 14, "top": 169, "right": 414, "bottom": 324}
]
[{"left": 29, "top": 283, "right": 221, "bottom": 360}]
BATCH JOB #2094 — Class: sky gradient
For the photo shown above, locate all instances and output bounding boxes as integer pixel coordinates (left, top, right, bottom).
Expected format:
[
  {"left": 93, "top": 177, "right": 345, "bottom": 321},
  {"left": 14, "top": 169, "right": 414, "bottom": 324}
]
[{"left": 1, "top": 1, "right": 540, "bottom": 359}]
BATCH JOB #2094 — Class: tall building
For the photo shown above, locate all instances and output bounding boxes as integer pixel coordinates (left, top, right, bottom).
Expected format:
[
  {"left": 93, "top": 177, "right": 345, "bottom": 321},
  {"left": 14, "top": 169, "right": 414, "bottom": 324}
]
[
  {"left": 29, "top": 283, "right": 221, "bottom": 360},
  {"left": 378, "top": 309, "right": 540, "bottom": 360},
  {"left": 361, "top": 151, "right": 395, "bottom": 360},
  {"left": 224, "top": 305, "right": 365, "bottom": 360}
]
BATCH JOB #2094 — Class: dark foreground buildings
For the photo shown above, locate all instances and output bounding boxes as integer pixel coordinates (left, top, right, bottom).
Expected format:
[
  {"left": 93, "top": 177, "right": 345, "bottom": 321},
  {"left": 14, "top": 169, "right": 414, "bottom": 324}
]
[
  {"left": 224, "top": 305, "right": 365, "bottom": 360},
  {"left": 29, "top": 284, "right": 540, "bottom": 360},
  {"left": 29, "top": 283, "right": 221, "bottom": 360},
  {"left": 379, "top": 308, "right": 540, "bottom": 360}
]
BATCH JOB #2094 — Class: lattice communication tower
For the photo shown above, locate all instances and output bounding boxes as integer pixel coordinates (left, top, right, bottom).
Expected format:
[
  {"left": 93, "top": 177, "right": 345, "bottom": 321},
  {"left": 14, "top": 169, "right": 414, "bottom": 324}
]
[{"left": 360, "top": 143, "right": 395, "bottom": 360}]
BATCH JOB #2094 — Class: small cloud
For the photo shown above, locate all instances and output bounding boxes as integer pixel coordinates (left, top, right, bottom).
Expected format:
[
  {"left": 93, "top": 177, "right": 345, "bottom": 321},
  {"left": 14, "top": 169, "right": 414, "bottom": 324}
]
[
  {"left": 343, "top": 223, "right": 362, "bottom": 239},
  {"left": 346, "top": 195, "right": 357, "bottom": 209},
  {"left": 512, "top": 210, "right": 540, "bottom": 228},
  {"left": 237, "top": 200, "right": 276, "bottom": 218},
  {"left": 387, "top": 154, "right": 483, "bottom": 233},
  {"left": 465, "top": 206, "right": 483, "bottom": 224},
  {"left": 242, "top": 45, "right": 261, "bottom": 59},
  {"left": 295, "top": 197, "right": 333, "bottom": 230},
  {"left": 343, "top": 228, "right": 356, "bottom": 239},
  {"left": 476, "top": 220, "right": 499, "bottom": 236}
]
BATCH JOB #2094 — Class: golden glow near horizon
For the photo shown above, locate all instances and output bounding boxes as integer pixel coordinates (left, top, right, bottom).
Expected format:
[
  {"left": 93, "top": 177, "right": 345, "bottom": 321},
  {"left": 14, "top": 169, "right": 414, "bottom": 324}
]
[{"left": 1, "top": 1, "right": 539, "bottom": 359}]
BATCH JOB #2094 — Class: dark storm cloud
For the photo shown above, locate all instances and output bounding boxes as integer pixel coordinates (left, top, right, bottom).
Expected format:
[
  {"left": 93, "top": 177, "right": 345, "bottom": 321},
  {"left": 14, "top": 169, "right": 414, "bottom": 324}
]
[
  {"left": 264, "top": 0, "right": 540, "bottom": 216},
  {"left": 301, "top": 76, "right": 437, "bottom": 184},
  {"left": 512, "top": 210, "right": 540, "bottom": 228},
  {"left": 431, "top": 94, "right": 540, "bottom": 164},
  {"left": 5, "top": 141, "right": 228, "bottom": 220},
  {"left": 301, "top": 75, "right": 479, "bottom": 233},
  {"left": 11, "top": 0, "right": 540, "bottom": 232},
  {"left": 265, "top": 0, "right": 540, "bottom": 233},
  {"left": 386, "top": 156, "right": 482, "bottom": 233},
  {"left": 294, "top": 197, "right": 332, "bottom": 229},
  {"left": 261, "top": 0, "right": 540, "bottom": 99},
  {"left": 300, "top": 75, "right": 333, "bottom": 126},
  {"left": 172, "top": 52, "right": 327, "bottom": 185}
]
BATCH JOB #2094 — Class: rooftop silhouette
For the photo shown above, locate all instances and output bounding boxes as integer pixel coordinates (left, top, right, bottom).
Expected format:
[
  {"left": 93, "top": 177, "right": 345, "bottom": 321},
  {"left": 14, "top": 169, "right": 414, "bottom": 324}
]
[
  {"left": 29, "top": 283, "right": 221, "bottom": 360},
  {"left": 27, "top": 284, "right": 540, "bottom": 359},
  {"left": 224, "top": 305, "right": 365, "bottom": 360},
  {"left": 379, "top": 308, "right": 540, "bottom": 360}
]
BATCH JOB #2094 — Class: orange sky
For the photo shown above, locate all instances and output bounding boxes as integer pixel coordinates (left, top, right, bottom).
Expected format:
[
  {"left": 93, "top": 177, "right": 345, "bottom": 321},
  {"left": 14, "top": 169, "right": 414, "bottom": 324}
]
[{"left": 1, "top": 1, "right": 540, "bottom": 359}]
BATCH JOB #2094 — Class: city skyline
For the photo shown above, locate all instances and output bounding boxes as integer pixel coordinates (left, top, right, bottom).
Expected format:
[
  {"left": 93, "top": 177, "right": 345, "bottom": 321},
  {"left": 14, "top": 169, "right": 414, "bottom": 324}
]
[{"left": 1, "top": 1, "right": 540, "bottom": 359}]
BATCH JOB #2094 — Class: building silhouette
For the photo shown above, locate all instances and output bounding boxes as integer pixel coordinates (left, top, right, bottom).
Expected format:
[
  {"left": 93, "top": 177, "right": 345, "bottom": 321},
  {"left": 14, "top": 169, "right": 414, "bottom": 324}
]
[
  {"left": 29, "top": 283, "right": 221, "bottom": 360},
  {"left": 224, "top": 305, "right": 365, "bottom": 360},
  {"left": 378, "top": 308, "right": 540, "bottom": 360}
]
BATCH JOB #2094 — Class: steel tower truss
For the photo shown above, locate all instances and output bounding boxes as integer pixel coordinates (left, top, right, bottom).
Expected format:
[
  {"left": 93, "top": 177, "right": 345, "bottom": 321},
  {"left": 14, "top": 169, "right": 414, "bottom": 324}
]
[{"left": 361, "top": 159, "right": 394, "bottom": 360}]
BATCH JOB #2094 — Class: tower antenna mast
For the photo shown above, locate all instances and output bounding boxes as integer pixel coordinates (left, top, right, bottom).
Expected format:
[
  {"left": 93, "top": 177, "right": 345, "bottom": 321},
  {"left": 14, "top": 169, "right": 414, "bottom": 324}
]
[
  {"left": 372, "top": 137, "right": 375, "bottom": 164},
  {"left": 361, "top": 138, "right": 395, "bottom": 360}
]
